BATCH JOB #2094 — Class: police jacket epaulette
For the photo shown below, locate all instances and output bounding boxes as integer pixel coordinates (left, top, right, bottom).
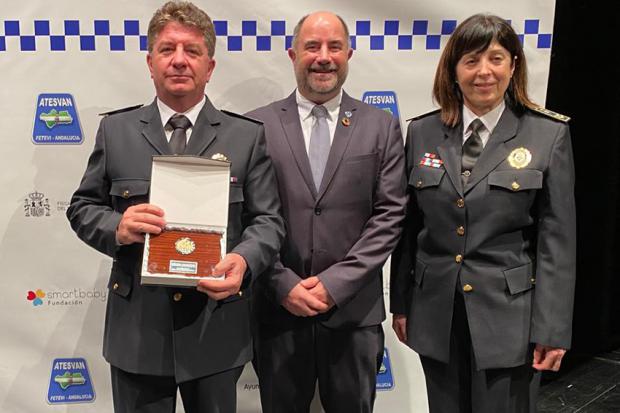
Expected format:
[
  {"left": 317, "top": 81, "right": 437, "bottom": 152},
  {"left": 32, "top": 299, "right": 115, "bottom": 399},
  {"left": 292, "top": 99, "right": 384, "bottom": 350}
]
[
  {"left": 221, "top": 110, "right": 263, "bottom": 125},
  {"left": 530, "top": 106, "right": 570, "bottom": 122},
  {"left": 406, "top": 108, "right": 441, "bottom": 122},
  {"left": 98, "top": 104, "right": 144, "bottom": 117}
]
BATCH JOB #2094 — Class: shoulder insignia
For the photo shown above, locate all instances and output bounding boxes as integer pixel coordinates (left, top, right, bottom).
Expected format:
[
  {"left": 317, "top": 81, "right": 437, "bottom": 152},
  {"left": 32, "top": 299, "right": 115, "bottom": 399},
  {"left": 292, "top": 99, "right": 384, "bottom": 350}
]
[
  {"left": 98, "top": 104, "right": 143, "bottom": 117},
  {"left": 530, "top": 106, "right": 570, "bottom": 122},
  {"left": 221, "top": 110, "right": 263, "bottom": 125},
  {"left": 406, "top": 108, "right": 440, "bottom": 122}
]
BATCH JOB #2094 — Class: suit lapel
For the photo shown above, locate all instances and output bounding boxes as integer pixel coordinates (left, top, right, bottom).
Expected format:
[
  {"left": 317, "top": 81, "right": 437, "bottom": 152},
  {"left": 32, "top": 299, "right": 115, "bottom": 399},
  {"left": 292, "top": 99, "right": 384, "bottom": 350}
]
[
  {"left": 140, "top": 100, "right": 172, "bottom": 155},
  {"left": 185, "top": 97, "right": 218, "bottom": 156},
  {"left": 464, "top": 106, "right": 519, "bottom": 193},
  {"left": 279, "top": 93, "right": 317, "bottom": 198},
  {"left": 317, "top": 92, "right": 356, "bottom": 199},
  {"left": 437, "top": 123, "right": 464, "bottom": 196}
]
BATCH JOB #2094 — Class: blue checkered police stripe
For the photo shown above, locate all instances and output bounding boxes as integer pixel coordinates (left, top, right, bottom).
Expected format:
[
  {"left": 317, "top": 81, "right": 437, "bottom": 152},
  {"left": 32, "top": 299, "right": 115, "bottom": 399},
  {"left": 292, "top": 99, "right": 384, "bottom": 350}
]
[{"left": 0, "top": 19, "right": 553, "bottom": 52}]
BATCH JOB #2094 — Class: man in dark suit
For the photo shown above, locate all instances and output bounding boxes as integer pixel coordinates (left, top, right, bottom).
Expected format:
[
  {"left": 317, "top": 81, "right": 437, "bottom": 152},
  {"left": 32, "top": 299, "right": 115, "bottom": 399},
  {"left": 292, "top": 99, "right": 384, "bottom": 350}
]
[
  {"left": 247, "top": 11, "right": 407, "bottom": 413},
  {"left": 66, "top": 2, "right": 284, "bottom": 412}
]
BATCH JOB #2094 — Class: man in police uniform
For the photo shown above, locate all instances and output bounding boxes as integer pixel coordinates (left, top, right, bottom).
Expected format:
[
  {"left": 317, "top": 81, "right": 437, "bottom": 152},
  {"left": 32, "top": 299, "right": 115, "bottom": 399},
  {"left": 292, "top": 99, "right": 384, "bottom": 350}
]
[{"left": 66, "top": 2, "right": 284, "bottom": 412}]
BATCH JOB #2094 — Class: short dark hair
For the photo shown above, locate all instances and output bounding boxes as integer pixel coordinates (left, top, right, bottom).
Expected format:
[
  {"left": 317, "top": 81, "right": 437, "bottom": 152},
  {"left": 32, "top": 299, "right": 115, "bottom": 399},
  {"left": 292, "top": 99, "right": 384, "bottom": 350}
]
[
  {"left": 433, "top": 13, "right": 536, "bottom": 126},
  {"left": 147, "top": 1, "right": 216, "bottom": 58},
  {"left": 291, "top": 12, "right": 351, "bottom": 49}
]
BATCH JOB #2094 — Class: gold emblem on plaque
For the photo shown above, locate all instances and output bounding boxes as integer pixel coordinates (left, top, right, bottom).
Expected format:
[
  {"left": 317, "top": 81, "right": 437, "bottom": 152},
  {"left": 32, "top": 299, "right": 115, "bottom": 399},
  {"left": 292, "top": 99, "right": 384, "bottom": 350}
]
[
  {"left": 174, "top": 237, "right": 196, "bottom": 255},
  {"left": 507, "top": 147, "right": 532, "bottom": 169},
  {"left": 211, "top": 153, "right": 229, "bottom": 162}
]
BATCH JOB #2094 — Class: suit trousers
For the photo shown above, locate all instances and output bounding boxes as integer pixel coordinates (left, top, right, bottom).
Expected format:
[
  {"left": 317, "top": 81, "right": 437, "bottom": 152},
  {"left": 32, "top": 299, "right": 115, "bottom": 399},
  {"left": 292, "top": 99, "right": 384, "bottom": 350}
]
[
  {"left": 419, "top": 292, "right": 541, "bottom": 413},
  {"left": 110, "top": 364, "right": 243, "bottom": 413},
  {"left": 254, "top": 321, "right": 384, "bottom": 413}
]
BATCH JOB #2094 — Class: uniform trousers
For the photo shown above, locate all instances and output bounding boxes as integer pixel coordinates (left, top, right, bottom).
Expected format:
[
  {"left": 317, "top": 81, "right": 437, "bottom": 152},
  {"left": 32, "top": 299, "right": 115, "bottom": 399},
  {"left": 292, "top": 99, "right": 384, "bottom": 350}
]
[
  {"left": 419, "top": 292, "right": 541, "bottom": 413},
  {"left": 110, "top": 364, "right": 243, "bottom": 413},
  {"left": 254, "top": 321, "right": 384, "bottom": 413}
]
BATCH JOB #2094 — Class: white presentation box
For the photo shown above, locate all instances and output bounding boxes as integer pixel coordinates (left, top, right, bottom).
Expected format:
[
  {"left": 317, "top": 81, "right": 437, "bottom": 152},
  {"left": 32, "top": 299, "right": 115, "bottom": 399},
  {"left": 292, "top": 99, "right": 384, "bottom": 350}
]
[{"left": 141, "top": 155, "right": 230, "bottom": 287}]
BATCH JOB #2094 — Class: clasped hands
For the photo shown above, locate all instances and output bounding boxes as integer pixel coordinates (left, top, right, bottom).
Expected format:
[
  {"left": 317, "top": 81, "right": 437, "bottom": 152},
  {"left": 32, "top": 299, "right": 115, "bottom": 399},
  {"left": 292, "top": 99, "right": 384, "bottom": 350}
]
[
  {"left": 116, "top": 203, "right": 246, "bottom": 301},
  {"left": 282, "top": 276, "right": 335, "bottom": 317}
]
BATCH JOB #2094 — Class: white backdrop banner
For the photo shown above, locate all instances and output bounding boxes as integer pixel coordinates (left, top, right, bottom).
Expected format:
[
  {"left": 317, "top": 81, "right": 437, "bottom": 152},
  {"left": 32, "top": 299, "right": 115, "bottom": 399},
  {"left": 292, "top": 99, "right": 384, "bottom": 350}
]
[{"left": 0, "top": 0, "right": 556, "bottom": 411}]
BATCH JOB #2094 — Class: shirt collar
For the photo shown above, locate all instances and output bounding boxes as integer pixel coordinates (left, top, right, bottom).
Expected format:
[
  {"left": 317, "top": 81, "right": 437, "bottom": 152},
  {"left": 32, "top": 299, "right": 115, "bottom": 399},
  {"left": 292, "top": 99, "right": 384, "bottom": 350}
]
[
  {"left": 462, "top": 99, "right": 506, "bottom": 134},
  {"left": 296, "top": 89, "right": 342, "bottom": 121},
  {"left": 157, "top": 95, "right": 206, "bottom": 129}
]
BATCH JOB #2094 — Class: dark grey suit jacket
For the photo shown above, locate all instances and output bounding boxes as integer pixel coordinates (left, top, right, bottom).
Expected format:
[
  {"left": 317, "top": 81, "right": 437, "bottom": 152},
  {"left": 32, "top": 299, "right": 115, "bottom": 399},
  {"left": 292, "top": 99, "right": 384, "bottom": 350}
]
[
  {"left": 67, "top": 98, "right": 284, "bottom": 382},
  {"left": 390, "top": 104, "right": 576, "bottom": 370},
  {"left": 248, "top": 91, "right": 407, "bottom": 329}
]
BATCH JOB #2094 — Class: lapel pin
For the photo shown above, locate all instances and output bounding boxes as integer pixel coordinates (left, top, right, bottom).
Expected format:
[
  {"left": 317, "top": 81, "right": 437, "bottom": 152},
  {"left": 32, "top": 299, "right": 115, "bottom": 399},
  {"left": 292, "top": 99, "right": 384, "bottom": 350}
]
[
  {"left": 211, "top": 153, "right": 229, "bottom": 162},
  {"left": 342, "top": 110, "right": 353, "bottom": 127}
]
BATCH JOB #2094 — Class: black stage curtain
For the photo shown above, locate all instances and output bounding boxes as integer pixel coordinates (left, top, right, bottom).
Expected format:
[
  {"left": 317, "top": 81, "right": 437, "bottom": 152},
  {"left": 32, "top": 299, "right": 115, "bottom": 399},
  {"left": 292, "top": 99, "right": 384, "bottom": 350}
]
[{"left": 547, "top": 0, "right": 620, "bottom": 354}]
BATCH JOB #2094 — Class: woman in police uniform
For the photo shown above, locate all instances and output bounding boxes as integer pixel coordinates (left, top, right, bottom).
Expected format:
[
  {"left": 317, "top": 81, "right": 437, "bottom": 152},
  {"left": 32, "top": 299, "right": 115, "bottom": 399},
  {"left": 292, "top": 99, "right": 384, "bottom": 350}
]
[{"left": 390, "top": 14, "right": 576, "bottom": 413}]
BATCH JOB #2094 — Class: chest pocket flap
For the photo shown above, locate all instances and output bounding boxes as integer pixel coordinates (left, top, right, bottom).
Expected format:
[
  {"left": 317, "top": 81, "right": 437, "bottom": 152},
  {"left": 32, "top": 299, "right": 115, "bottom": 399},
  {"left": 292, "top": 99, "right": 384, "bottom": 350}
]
[
  {"left": 110, "top": 179, "right": 150, "bottom": 198},
  {"left": 409, "top": 166, "right": 446, "bottom": 189},
  {"left": 488, "top": 169, "right": 542, "bottom": 191}
]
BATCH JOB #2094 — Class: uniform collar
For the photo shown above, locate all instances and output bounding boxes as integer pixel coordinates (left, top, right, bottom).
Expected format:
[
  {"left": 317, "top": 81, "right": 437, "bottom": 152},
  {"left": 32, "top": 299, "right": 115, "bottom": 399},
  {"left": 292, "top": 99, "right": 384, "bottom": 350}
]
[
  {"left": 462, "top": 99, "right": 505, "bottom": 134},
  {"left": 157, "top": 95, "right": 206, "bottom": 129}
]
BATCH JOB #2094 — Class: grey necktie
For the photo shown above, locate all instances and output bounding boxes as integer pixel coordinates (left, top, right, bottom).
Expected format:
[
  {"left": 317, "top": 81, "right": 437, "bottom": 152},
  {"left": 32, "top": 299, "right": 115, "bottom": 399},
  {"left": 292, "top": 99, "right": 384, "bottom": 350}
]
[
  {"left": 308, "top": 105, "right": 330, "bottom": 190},
  {"left": 168, "top": 114, "right": 191, "bottom": 155},
  {"left": 461, "top": 119, "right": 484, "bottom": 185}
]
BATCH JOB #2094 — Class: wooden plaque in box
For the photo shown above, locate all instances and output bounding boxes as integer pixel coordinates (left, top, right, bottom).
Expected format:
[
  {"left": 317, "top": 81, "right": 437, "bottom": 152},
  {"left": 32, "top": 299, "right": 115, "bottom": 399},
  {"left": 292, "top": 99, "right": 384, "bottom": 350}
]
[{"left": 147, "top": 228, "right": 223, "bottom": 277}]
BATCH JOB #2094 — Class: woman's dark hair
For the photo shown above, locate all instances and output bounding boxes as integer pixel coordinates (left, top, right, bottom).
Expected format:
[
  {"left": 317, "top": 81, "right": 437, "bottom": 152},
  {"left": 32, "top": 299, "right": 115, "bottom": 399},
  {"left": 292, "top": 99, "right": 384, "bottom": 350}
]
[{"left": 433, "top": 13, "right": 536, "bottom": 126}]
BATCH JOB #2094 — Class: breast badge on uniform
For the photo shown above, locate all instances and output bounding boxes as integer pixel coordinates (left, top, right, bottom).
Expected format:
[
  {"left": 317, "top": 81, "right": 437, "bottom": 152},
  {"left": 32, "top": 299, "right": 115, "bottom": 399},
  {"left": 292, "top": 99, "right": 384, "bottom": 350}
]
[
  {"left": 211, "top": 153, "right": 229, "bottom": 162},
  {"left": 419, "top": 152, "right": 444, "bottom": 168},
  {"left": 507, "top": 147, "right": 532, "bottom": 169}
]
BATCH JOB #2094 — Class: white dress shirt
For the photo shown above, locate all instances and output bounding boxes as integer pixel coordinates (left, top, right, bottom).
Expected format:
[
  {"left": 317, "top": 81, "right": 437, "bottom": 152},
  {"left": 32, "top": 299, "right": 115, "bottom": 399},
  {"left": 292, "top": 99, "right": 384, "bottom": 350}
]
[
  {"left": 462, "top": 100, "right": 506, "bottom": 148},
  {"left": 156, "top": 95, "right": 206, "bottom": 143},
  {"left": 296, "top": 89, "right": 342, "bottom": 154}
]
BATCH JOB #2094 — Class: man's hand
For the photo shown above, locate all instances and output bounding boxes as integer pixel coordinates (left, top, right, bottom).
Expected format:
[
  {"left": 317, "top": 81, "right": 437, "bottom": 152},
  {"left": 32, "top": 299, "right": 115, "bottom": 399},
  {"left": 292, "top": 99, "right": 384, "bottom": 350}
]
[
  {"left": 392, "top": 314, "right": 408, "bottom": 343},
  {"left": 282, "top": 281, "right": 329, "bottom": 317},
  {"left": 116, "top": 204, "right": 165, "bottom": 245},
  {"left": 197, "top": 253, "right": 247, "bottom": 301},
  {"left": 301, "top": 276, "right": 335, "bottom": 311},
  {"left": 532, "top": 344, "right": 566, "bottom": 371}
]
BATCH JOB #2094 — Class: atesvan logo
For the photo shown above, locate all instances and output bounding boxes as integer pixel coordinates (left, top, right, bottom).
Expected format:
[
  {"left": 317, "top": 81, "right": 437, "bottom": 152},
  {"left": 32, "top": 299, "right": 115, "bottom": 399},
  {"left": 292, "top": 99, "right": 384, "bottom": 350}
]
[
  {"left": 47, "top": 358, "right": 95, "bottom": 404},
  {"left": 33, "top": 93, "right": 83, "bottom": 144},
  {"left": 376, "top": 347, "right": 395, "bottom": 391},
  {"left": 362, "top": 91, "right": 401, "bottom": 120}
]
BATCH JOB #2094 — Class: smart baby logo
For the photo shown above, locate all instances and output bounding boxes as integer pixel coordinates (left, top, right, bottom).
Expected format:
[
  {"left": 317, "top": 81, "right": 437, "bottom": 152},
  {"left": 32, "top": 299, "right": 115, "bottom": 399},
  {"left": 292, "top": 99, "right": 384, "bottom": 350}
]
[
  {"left": 26, "top": 287, "right": 107, "bottom": 307},
  {"left": 362, "top": 91, "right": 401, "bottom": 119},
  {"left": 32, "top": 93, "right": 83, "bottom": 144},
  {"left": 376, "top": 347, "right": 395, "bottom": 391},
  {"left": 47, "top": 358, "right": 95, "bottom": 404},
  {"left": 27, "top": 289, "right": 46, "bottom": 306}
]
